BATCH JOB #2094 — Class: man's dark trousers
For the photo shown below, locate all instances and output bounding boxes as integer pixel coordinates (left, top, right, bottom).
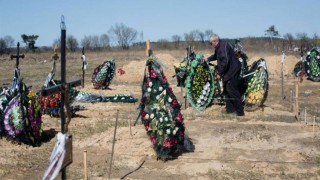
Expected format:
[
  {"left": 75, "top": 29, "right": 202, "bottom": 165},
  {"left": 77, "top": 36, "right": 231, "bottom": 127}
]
[{"left": 224, "top": 74, "right": 244, "bottom": 115}]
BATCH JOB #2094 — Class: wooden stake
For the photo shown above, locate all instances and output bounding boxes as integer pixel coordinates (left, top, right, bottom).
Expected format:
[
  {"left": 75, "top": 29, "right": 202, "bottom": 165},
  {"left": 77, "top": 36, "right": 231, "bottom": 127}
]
[
  {"left": 295, "top": 83, "right": 299, "bottom": 120},
  {"left": 83, "top": 150, "right": 88, "bottom": 180},
  {"left": 313, "top": 116, "right": 316, "bottom": 139},
  {"left": 108, "top": 109, "right": 119, "bottom": 179},
  {"left": 146, "top": 40, "right": 152, "bottom": 57},
  {"left": 304, "top": 107, "right": 307, "bottom": 124},
  {"left": 128, "top": 119, "right": 132, "bottom": 136}
]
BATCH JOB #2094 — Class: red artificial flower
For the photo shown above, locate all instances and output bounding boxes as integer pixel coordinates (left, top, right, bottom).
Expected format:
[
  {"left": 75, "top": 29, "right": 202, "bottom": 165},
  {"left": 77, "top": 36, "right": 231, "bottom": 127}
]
[
  {"left": 168, "top": 87, "right": 173, "bottom": 94},
  {"left": 171, "top": 99, "right": 178, "bottom": 108},
  {"left": 150, "top": 69, "right": 157, "bottom": 78},
  {"left": 144, "top": 122, "right": 149, "bottom": 131},
  {"left": 146, "top": 79, "right": 150, "bottom": 88},
  {"left": 163, "top": 76, "right": 168, "bottom": 84},
  {"left": 176, "top": 112, "right": 183, "bottom": 123},
  {"left": 150, "top": 135, "right": 156, "bottom": 145},
  {"left": 141, "top": 111, "right": 147, "bottom": 119},
  {"left": 163, "top": 138, "right": 173, "bottom": 148}
]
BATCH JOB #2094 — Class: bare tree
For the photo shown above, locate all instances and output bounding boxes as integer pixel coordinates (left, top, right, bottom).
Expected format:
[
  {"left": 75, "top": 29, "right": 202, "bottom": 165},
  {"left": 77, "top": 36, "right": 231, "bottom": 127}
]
[
  {"left": 81, "top": 36, "right": 92, "bottom": 50},
  {"left": 0, "top": 38, "right": 7, "bottom": 55},
  {"left": 283, "top": 33, "right": 294, "bottom": 50},
  {"left": 4, "top": 35, "right": 14, "bottom": 47},
  {"left": 52, "top": 38, "right": 61, "bottom": 49},
  {"left": 184, "top": 32, "right": 196, "bottom": 44},
  {"left": 296, "top": 33, "right": 309, "bottom": 50},
  {"left": 204, "top": 29, "right": 213, "bottom": 41},
  {"left": 172, "top": 35, "right": 181, "bottom": 48},
  {"left": 66, "top": 35, "right": 78, "bottom": 52},
  {"left": 91, "top": 35, "right": 100, "bottom": 50},
  {"left": 100, "top": 34, "right": 110, "bottom": 49},
  {"left": 312, "top": 33, "right": 320, "bottom": 47},
  {"left": 108, "top": 23, "right": 138, "bottom": 49}
]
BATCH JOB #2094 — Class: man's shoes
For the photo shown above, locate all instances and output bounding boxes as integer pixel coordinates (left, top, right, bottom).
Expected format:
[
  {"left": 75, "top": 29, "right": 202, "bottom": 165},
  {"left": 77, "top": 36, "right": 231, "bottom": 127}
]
[
  {"left": 236, "top": 111, "right": 245, "bottom": 116},
  {"left": 222, "top": 110, "right": 235, "bottom": 115}
]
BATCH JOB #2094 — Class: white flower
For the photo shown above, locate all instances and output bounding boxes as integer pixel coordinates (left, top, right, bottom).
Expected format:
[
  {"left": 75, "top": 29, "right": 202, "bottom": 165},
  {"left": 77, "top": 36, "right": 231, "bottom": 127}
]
[
  {"left": 156, "top": 95, "right": 160, "bottom": 100},
  {"left": 165, "top": 117, "right": 169, "bottom": 122},
  {"left": 202, "top": 90, "right": 207, "bottom": 94},
  {"left": 159, "top": 117, "right": 163, "bottom": 122},
  {"left": 173, "top": 130, "right": 177, "bottom": 135},
  {"left": 159, "top": 87, "right": 163, "bottom": 91},
  {"left": 175, "top": 127, "right": 179, "bottom": 131},
  {"left": 147, "top": 88, "right": 152, "bottom": 92},
  {"left": 166, "top": 129, "right": 171, "bottom": 134},
  {"left": 204, "top": 97, "right": 208, "bottom": 101},
  {"left": 153, "top": 89, "right": 157, "bottom": 93},
  {"left": 307, "top": 51, "right": 310, "bottom": 55},
  {"left": 149, "top": 81, "right": 153, "bottom": 87},
  {"left": 317, "top": 56, "right": 320, "bottom": 59},
  {"left": 200, "top": 95, "right": 204, "bottom": 99},
  {"left": 197, "top": 99, "right": 201, "bottom": 103},
  {"left": 150, "top": 113, "right": 154, "bottom": 119},
  {"left": 145, "top": 114, "right": 149, "bottom": 119},
  {"left": 168, "top": 97, "right": 172, "bottom": 102},
  {"left": 164, "top": 90, "right": 167, "bottom": 95}
]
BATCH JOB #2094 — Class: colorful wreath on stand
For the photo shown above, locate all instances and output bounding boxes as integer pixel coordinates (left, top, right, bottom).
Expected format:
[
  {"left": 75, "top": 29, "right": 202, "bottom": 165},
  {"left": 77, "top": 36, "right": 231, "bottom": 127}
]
[
  {"left": 92, "top": 60, "right": 116, "bottom": 89},
  {"left": 185, "top": 53, "right": 214, "bottom": 111},
  {"left": 243, "top": 59, "right": 269, "bottom": 111},
  {"left": 139, "top": 56, "right": 187, "bottom": 160},
  {"left": 1, "top": 81, "right": 42, "bottom": 146},
  {"left": 305, "top": 48, "right": 320, "bottom": 82}
]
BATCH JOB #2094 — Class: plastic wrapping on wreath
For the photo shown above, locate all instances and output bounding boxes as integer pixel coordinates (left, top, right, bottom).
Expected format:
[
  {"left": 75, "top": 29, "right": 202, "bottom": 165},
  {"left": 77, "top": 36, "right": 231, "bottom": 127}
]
[
  {"left": 185, "top": 53, "right": 214, "bottom": 111},
  {"left": 243, "top": 58, "right": 269, "bottom": 111},
  {"left": 1, "top": 84, "right": 42, "bottom": 146},
  {"left": 139, "top": 57, "right": 188, "bottom": 160},
  {"left": 92, "top": 60, "right": 116, "bottom": 89},
  {"left": 304, "top": 48, "right": 320, "bottom": 82}
]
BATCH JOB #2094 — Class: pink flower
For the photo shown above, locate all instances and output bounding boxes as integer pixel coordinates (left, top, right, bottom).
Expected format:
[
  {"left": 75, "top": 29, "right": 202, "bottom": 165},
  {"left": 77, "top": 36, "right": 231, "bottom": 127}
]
[
  {"left": 141, "top": 111, "right": 147, "bottom": 119},
  {"left": 171, "top": 99, "right": 178, "bottom": 108},
  {"left": 163, "top": 138, "right": 173, "bottom": 148},
  {"left": 163, "top": 76, "right": 168, "bottom": 84},
  {"left": 144, "top": 122, "right": 149, "bottom": 131},
  {"left": 146, "top": 79, "right": 150, "bottom": 88},
  {"left": 150, "top": 69, "right": 157, "bottom": 78},
  {"left": 150, "top": 135, "right": 156, "bottom": 144},
  {"left": 168, "top": 87, "right": 173, "bottom": 94},
  {"left": 176, "top": 112, "right": 183, "bottom": 123}
]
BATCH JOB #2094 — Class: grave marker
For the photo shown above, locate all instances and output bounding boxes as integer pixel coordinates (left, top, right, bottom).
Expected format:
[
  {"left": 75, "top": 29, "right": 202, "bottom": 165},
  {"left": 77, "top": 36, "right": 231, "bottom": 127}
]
[{"left": 41, "top": 16, "right": 81, "bottom": 180}]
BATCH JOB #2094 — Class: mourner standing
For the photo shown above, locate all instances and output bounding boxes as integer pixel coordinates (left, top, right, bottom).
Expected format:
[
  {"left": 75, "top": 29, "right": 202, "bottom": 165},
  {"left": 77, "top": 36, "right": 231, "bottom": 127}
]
[{"left": 207, "top": 34, "right": 244, "bottom": 116}]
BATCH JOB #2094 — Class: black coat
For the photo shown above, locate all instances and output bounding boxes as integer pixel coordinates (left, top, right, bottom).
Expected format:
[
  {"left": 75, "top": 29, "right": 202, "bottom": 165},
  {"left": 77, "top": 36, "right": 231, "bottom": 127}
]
[{"left": 207, "top": 41, "right": 241, "bottom": 82}]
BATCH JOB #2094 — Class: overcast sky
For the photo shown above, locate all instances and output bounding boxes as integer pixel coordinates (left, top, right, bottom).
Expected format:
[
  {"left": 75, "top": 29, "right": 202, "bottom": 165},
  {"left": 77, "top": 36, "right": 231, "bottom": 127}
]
[{"left": 1, "top": 0, "right": 319, "bottom": 46}]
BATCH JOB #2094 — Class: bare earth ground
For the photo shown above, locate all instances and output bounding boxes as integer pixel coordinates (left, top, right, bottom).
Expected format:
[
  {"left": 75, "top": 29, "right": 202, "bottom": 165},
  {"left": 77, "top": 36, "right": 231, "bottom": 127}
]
[{"left": 0, "top": 50, "right": 320, "bottom": 179}]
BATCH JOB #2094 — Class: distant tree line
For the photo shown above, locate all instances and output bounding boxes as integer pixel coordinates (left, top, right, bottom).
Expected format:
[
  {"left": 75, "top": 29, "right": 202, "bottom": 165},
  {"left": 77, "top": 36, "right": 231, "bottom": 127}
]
[{"left": 0, "top": 24, "right": 319, "bottom": 55}]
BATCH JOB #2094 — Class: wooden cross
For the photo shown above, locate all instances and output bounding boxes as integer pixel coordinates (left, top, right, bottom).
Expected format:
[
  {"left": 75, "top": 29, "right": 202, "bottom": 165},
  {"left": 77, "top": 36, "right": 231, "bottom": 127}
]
[{"left": 41, "top": 16, "right": 81, "bottom": 179}]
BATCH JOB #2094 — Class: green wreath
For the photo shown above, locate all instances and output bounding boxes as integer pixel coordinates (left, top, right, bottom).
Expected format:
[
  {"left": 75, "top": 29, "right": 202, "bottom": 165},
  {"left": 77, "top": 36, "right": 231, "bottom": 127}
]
[
  {"left": 185, "top": 53, "right": 214, "bottom": 111},
  {"left": 305, "top": 48, "right": 320, "bottom": 82}
]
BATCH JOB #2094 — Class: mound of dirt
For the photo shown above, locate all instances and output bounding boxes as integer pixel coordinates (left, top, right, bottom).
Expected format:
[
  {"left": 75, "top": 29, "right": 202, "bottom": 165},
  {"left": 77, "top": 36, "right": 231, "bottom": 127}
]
[
  {"left": 249, "top": 54, "right": 299, "bottom": 78},
  {"left": 114, "top": 53, "right": 180, "bottom": 83}
]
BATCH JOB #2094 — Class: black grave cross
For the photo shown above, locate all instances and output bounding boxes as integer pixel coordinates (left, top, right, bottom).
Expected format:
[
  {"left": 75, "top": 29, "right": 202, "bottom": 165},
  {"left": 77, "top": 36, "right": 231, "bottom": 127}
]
[
  {"left": 11, "top": 42, "right": 25, "bottom": 69},
  {"left": 10, "top": 42, "right": 25, "bottom": 91},
  {"left": 41, "top": 16, "right": 81, "bottom": 179}
]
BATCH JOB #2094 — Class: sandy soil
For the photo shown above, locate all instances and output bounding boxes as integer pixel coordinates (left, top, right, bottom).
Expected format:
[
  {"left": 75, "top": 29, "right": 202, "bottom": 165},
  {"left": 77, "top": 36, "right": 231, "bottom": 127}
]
[{"left": 0, "top": 50, "right": 319, "bottom": 179}]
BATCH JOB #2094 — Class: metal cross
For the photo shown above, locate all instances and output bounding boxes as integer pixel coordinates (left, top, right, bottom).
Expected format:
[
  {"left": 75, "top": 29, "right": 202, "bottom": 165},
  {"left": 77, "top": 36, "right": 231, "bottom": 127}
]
[
  {"left": 41, "top": 16, "right": 81, "bottom": 179},
  {"left": 10, "top": 42, "right": 25, "bottom": 69}
]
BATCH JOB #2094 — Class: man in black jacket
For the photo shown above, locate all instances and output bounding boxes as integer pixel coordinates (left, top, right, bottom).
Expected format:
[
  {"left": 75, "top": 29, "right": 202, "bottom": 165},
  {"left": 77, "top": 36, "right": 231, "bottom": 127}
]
[{"left": 207, "top": 34, "right": 244, "bottom": 116}]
